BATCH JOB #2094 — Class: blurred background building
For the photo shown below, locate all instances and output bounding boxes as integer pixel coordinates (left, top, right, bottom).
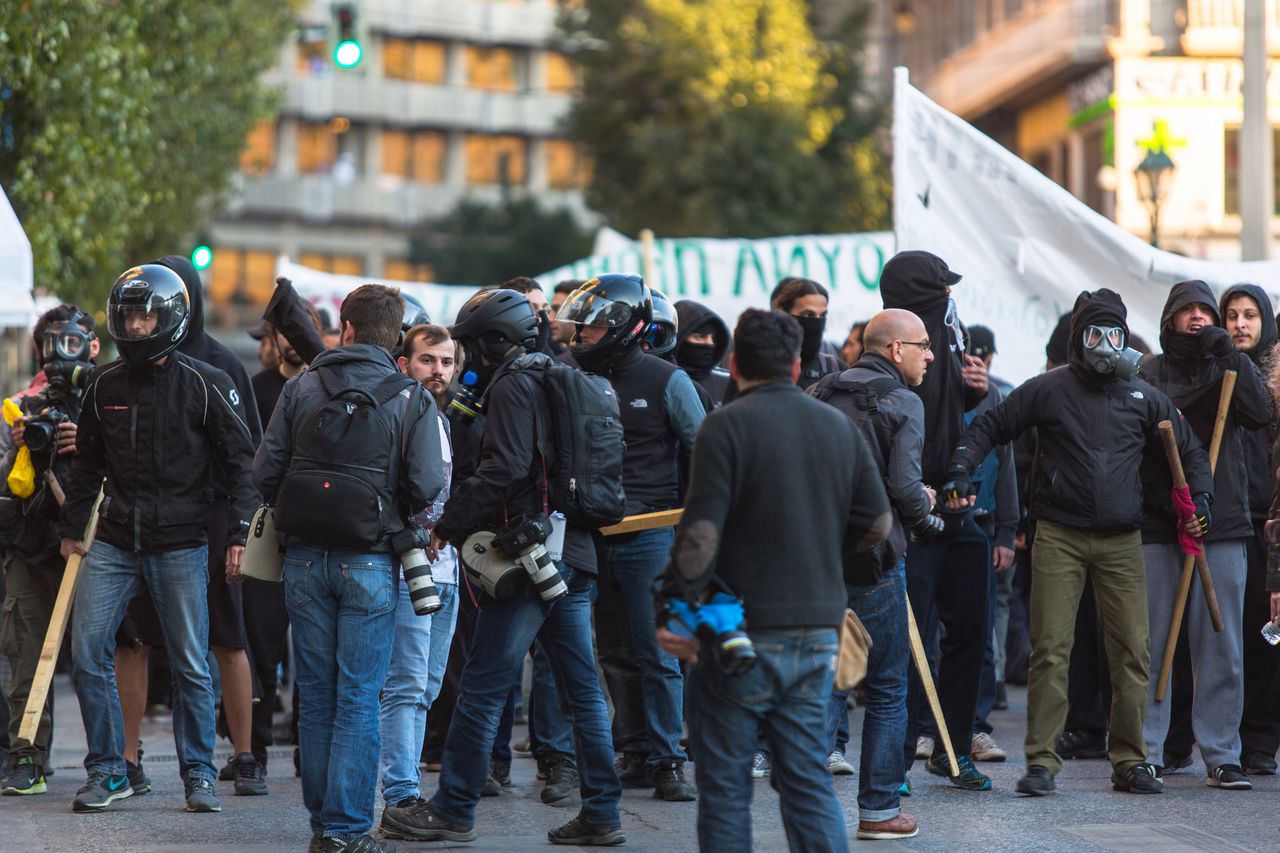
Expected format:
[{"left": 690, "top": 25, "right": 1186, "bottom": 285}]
[{"left": 883, "top": 0, "right": 1279, "bottom": 259}]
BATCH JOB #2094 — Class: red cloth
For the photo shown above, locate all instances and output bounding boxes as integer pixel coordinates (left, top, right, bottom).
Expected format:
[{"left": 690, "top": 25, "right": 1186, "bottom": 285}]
[{"left": 1171, "top": 484, "right": 1203, "bottom": 557}]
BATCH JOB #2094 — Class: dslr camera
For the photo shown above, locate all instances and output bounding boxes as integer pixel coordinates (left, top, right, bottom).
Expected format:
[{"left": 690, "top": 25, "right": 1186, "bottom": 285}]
[
  {"left": 659, "top": 581, "right": 757, "bottom": 676},
  {"left": 462, "top": 514, "right": 567, "bottom": 605},
  {"left": 21, "top": 408, "right": 71, "bottom": 457},
  {"left": 390, "top": 524, "right": 442, "bottom": 616}
]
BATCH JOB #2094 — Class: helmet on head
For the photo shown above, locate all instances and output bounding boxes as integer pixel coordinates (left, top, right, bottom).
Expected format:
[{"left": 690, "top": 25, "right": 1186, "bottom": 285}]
[
  {"left": 559, "top": 274, "right": 652, "bottom": 373},
  {"left": 107, "top": 264, "right": 191, "bottom": 365},
  {"left": 401, "top": 292, "right": 431, "bottom": 335},
  {"left": 449, "top": 288, "right": 539, "bottom": 390},
  {"left": 645, "top": 289, "right": 678, "bottom": 358}
]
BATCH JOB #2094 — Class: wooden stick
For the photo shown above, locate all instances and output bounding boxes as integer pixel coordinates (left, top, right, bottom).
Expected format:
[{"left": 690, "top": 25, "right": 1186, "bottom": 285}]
[
  {"left": 1155, "top": 370, "right": 1235, "bottom": 701},
  {"left": 600, "top": 508, "right": 683, "bottom": 536},
  {"left": 18, "top": 490, "right": 101, "bottom": 745},
  {"left": 906, "top": 598, "right": 960, "bottom": 777},
  {"left": 44, "top": 470, "right": 66, "bottom": 507}
]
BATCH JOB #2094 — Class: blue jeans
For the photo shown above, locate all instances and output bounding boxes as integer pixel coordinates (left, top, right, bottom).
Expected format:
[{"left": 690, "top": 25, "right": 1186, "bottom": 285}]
[
  {"left": 379, "top": 580, "right": 459, "bottom": 804},
  {"left": 826, "top": 561, "right": 908, "bottom": 822},
  {"left": 691, "top": 627, "right": 846, "bottom": 853},
  {"left": 285, "top": 547, "right": 398, "bottom": 839},
  {"left": 598, "top": 526, "right": 686, "bottom": 765},
  {"left": 528, "top": 642, "right": 574, "bottom": 762},
  {"left": 71, "top": 541, "right": 216, "bottom": 783},
  {"left": 430, "top": 563, "right": 620, "bottom": 829}
]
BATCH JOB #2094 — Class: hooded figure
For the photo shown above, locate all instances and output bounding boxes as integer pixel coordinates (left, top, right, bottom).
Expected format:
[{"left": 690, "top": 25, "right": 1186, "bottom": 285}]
[
  {"left": 1218, "top": 284, "right": 1278, "bottom": 523},
  {"left": 673, "top": 299, "right": 731, "bottom": 407},
  {"left": 879, "top": 250, "right": 970, "bottom": 489}
]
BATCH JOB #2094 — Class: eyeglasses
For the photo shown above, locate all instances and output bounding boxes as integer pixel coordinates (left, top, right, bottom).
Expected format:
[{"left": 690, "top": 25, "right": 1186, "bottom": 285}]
[{"left": 895, "top": 339, "right": 931, "bottom": 350}]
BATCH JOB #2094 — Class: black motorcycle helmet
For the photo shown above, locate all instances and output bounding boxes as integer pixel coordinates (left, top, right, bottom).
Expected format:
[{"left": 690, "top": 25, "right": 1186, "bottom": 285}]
[
  {"left": 107, "top": 264, "right": 191, "bottom": 365},
  {"left": 559, "top": 274, "right": 652, "bottom": 373},
  {"left": 645, "top": 288, "right": 678, "bottom": 358},
  {"left": 401, "top": 292, "right": 431, "bottom": 336},
  {"left": 449, "top": 288, "right": 539, "bottom": 390}
]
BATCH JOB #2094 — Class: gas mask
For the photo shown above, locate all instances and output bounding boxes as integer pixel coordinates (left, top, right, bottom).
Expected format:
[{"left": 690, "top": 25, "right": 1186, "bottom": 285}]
[{"left": 1082, "top": 324, "right": 1142, "bottom": 379}]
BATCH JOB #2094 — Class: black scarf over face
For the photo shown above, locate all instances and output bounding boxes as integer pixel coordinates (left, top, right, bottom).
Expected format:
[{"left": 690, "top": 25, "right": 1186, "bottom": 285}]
[{"left": 795, "top": 314, "right": 826, "bottom": 363}]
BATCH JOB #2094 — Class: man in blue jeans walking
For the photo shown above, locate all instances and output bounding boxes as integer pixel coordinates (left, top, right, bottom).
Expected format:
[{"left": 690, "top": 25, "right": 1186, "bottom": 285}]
[
  {"left": 255, "top": 285, "right": 444, "bottom": 853},
  {"left": 659, "top": 309, "right": 892, "bottom": 852},
  {"left": 58, "top": 264, "right": 258, "bottom": 814}
]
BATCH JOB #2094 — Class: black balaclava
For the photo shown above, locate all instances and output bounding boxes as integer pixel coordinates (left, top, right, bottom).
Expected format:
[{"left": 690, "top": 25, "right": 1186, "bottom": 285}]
[
  {"left": 1045, "top": 312, "right": 1072, "bottom": 367},
  {"left": 796, "top": 315, "right": 826, "bottom": 364}
]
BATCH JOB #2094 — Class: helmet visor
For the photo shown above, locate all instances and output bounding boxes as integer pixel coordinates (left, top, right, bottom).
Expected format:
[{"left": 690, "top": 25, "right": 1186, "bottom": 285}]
[
  {"left": 1082, "top": 325, "right": 1125, "bottom": 350},
  {"left": 108, "top": 289, "right": 187, "bottom": 342},
  {"left": 556, "top": 290, "right": 635, "bottom": 330}
]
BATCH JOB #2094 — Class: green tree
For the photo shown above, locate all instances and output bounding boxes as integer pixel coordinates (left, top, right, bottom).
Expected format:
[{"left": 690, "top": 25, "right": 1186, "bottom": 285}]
[
  {"left": 411, "top": 197, "right": 594, "bottom": 287},
  {"left": 0, "top": 0, "right": 294, "bottom": 311},
  {"left": 559, "top": 0, "right": 889, "bottom": 239}
]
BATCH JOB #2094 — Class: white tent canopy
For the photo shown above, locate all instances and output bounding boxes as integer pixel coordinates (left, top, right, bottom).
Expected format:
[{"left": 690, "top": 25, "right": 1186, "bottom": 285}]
[{"left": 0, "top": 184, "right": 35, "bottom": 328}]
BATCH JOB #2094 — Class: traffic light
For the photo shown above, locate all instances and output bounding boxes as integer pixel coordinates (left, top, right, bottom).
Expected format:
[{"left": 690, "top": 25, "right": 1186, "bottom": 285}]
[
  {"left": 191, "top": 244, "right": 213, "bottom": 271},
  {"left": 333, "top": 4, "right": 362, "bottom": 69}
]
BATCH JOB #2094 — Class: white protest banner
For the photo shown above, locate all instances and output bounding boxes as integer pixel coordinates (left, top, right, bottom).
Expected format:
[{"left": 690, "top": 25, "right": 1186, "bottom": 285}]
[
  {"left": 894, "top": 67, "right": 1280, "bottom": 385},
  {"left": 536, "top": 228, "right": 895, "bottom": 349}
]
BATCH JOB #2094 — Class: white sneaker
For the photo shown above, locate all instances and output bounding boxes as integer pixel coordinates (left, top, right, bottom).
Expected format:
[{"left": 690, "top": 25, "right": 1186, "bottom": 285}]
[
  {"left": 751, "top": 752, "right": 771, "bottom": 778},
  {"left": 915, "top": 736, "right": 934, "bottom": 760},
  {"left": 827, "top": 751, "right": 855, "bottom": 775},
  {"left": 971, "top": 732, "right": 1007, "bottom": 762}
]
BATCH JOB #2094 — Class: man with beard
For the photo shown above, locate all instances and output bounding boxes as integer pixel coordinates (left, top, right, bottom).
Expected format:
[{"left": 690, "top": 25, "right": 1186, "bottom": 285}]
[
  {"left": 1139, "top": 280, "right": 1273, "bottom": 791},
  {"left": 1219, "top": 284, "right": 1280, "bottom": 776}
]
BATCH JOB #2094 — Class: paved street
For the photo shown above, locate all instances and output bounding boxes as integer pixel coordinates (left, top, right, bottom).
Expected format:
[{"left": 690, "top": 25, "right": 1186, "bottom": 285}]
[{"left": 3, "top": 676, "right": 1279, "bottom": 851}]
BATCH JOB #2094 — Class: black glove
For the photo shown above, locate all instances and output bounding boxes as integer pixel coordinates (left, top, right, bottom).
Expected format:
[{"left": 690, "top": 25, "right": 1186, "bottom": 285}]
[
  {"left": 908, "top": 513, "right": 945, "bottom": 541},
  {"left": 1197, "top": 325, "right": 1235, "bottom": 359},
  {"left": 940, "top": 473, "right": 974, "bottom": 505},
  {"left": 1192, "top": 492, "right": 1212, "bottom": 537}
]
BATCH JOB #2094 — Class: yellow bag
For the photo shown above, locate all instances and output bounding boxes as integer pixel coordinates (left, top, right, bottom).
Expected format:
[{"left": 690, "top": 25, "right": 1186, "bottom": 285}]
[
  {"left": 835, "top": 608, "right": 873, "bottom": 690},
  {"left": 2, "top": 398, "right": 35, "bottom": 499}
]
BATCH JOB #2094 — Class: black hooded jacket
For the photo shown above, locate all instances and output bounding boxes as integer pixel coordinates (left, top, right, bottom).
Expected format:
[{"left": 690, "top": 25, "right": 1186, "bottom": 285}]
[
  {"left": 673, "top": 300, "right": 732, "bottom": 407},
  {"left": 1219, "top": 283, "right": 1278, "bottom": 521},
  {"left": 1140, "top": 280, "right": 1274, "bottom": 543},
  {"left": 949, "top": 289, "right": 1212, "bottom": 533}
]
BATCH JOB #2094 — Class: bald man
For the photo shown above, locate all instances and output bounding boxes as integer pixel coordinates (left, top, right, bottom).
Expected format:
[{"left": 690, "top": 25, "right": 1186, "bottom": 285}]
[{"left": 806, "top": 308, "right": 937, "bottom": 840}]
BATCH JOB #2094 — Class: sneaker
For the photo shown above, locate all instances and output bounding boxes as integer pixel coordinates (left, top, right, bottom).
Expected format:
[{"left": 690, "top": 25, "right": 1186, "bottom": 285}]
[
  {"left": 1112, "top": 762, "right": 1163, "bottom": 794},
  {"left": 856, "top": 813, "right": 919, "bottom": 840},
  {"left": 1056, "top": 729, "right": 1108, "bottom": 760},
  {"left": 926, "top": 754, "right": 992, "bottom": 791},
  {"left": 490, "top": 758, "right": 512, "bottom": 788},
  {"left": 914, "top": 735, "right": 934, "bottom": 760},
  {"left": 1162, "top": 750, "right": 1192, "bottom": 774},
  {"left": 1015, "top": 765, "right": 1055, "bottom": 797},
  {"left": 1242, "top": 752, "right": 1278, "bottom": 776},
  {"left": 184, "top": 775, "right": 223, "bottom": 812},
  {"left": 542, "top": 759, "right": 580, "bottom": 804},
  {"left": 827, "top": 751, "right": 855, "bottom": 775},
  {"left": 315, "top": 835, "right": 397, "bottom": 853},
  {"left": 232, "top": 752, "right": 268, "bottom": 796},
  {"left": 898, "top": 775, "right": 912, "bottom": 797},
  {"left": 218, "top": 755, "right": 236, "bottom": 782},
  {"left": 72, "top": 773, "right": 133, "bottom": 812},
  {"left": 750, "top": 752, "right": 771, "bottom": 779},
  {"left": 512, "top": 738, "right": 533, "bottom": 757},
  {"left": 480, "top": 773, "right": 501, "bottom": 797},
  {"left": 615, "top": 752, "right": 651, "bottom": 788},
  {"left": 548, "top": 812, "right": 626, "bottom": 846},
  {"left": 1207, "top": 764, "right": 1253, "bottom": 790},
  {"left": 2, "top": 757, "right": 47, "bottom": 795},
  {"left": 971, "top": 732, "right": 1007, "bottom": 762},
  {"left": 652, "top": 760, "right": 696, "bottom": 801},
  {"left": 993, "top": 681, "right": 1009, "bottom": 711},
  {"left": 380, "top": 800, "right": 476, "bottom": 842},
  {"left": 126, "top": 748, "right": 152, "bottom": 795}
]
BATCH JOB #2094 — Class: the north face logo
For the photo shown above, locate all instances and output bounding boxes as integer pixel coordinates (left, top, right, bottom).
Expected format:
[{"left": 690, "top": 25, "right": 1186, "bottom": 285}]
[{"left": 629, "top": 399, "right": 648, "bottom": 409}]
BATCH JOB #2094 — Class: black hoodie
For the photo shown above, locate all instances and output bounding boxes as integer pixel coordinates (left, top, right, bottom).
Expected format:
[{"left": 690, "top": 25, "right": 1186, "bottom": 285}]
[
  {"left": 673, "top": 299, "right": 732, "bottom": 407},
  {"left": 1219, "top": 283, "right": 1278, "bottom": 520},
  {"left": 1140, "top": 280, "right": 1274, "bottom": 543}
]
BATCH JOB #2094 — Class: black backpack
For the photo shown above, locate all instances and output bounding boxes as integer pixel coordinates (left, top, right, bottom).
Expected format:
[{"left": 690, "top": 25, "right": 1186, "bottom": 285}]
[
  {"left": 504, "top": 353, "right": 627, "bottom": 528},
  {"left": 812, "top": 371, "right": 902, "bottom": 585},
  {"left": 275, "top": 368, "right": 419, "bottom": 550}
]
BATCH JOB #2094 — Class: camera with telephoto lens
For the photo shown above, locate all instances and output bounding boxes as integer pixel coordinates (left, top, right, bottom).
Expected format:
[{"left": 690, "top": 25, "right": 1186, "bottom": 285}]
[
  {"left": 660, "top": 583, "right": 757, "bottom": 676},
  {"left": 493, "top": 515, "right": 567, "bottom": 604},
  {"left": 22, "top": 408, "right": 70, "bottom": 456},
  {"left": 390, "top": 525, "right": 442, "bottom": 616}
]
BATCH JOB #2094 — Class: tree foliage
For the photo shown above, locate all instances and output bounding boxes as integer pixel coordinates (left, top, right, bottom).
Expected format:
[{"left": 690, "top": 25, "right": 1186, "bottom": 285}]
[
  {"left": 559, "top": 0, "right": 889, "bottom": 239},
  {"left": 0, "top": 0, "right": 295, "bottom": 311}
]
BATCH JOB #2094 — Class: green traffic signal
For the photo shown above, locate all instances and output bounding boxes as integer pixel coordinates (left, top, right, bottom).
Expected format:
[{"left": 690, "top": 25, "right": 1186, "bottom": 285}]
[
  {"left": 191, "top": 244, "right": 213, "bottom": 270},
  {"left": 334, "top": 39, "right": 362, "bottom": 68}
]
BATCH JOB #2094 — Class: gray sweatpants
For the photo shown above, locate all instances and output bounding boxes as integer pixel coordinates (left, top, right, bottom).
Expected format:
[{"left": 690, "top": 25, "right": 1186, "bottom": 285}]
[{"left": 1142, "top": 540, "right": 1247, "bottom": 771}]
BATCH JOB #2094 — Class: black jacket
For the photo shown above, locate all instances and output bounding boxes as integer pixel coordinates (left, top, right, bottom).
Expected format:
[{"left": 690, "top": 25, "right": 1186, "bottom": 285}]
[
  {"left": 673, "top": 300, "right": 732, "bottom": 407},
  {"left": 1140, "top": 280, "right": 1274, "bottom": 543},
  {"left": 1218, "top": 283, "right": 1278, "bottom": 521},
  {"left": 435, "top": 360, "right": 596, "bottom": 574},
  {"left": 666, "top": 381, "right": 891, "bottom": 629},
  {"left": 60, "top": 353, "right": 259, "bottom": 553}
]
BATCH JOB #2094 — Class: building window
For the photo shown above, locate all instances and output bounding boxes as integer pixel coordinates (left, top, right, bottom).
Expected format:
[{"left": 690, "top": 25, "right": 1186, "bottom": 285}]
[
  {"left": 299, "top": 253, "right": 364, "bottom": 277},
  {"left": 384, "top": 259, "right": 435, "bottom": 283},
  {"left": 296, "top": 38, "right": 330, "bottom": 76},
  {"left": 545, "top": 52, "right": 576, "bottom": 93},
  {"left": 1224, "top": 127, "right": 1280, "bottom": 215},
  {"left": 297, "top": 121, "right": 339, "bottom": 174},
  {"left": 466, "top": 46, "right": 520, "bottom": 91},
  {"left": 546, "top": 140, "right": 587, "bottom": 189},
  {"left": 208, "top": 248, "right": 277, "bottom": 306},
  {"left": 381, "top": 129, "right": 446, "bottom": 183},
  {"left": 384, "top": 38, "right": 447, "bottom": 83},
  {"left": 465, "top": 134, "right": 527, "bottom": 185},
  {"left": 240, "top": 120, "right": 277, "bottom": 176}
]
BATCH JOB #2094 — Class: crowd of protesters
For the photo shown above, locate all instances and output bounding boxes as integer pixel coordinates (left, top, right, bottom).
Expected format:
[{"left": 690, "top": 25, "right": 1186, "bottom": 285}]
[{"left": 1, "top": 249, "right": 1279, "bottom": 853}]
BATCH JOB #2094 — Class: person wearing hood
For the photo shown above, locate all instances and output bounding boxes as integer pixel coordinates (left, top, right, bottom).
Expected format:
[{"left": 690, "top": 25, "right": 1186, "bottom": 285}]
[
  {"left": 673, "top": 299, "right": 732, "bottom": 408},
  {"left": 771, "top": 277, "right": 844, "bottom": 389},
  {"left": 943, "top": 288, "right": 1212, "bottom": 797},
  {"left": 1219, "top": 284, "right": 1280, "bottom": 776},
  {"left": 878, "top": 251, "right": 994, "bottom": 791},
  {"left": 1137, "top": 279, "right": 1273, "bottom": 792}
]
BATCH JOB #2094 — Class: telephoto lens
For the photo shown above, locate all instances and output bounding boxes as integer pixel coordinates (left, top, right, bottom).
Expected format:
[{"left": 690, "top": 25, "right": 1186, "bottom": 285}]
[
  {"left": 516, "top": 543, "right": 567, "bottom": 604},
  {"left": 401, "top": 547, "right": 442, "bottom": 616}
]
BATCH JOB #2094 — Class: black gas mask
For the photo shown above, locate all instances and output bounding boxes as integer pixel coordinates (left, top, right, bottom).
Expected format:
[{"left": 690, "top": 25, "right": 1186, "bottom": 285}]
[
  {"left": 1081, "top": 325, "right": 1141, "bottom": 379},
  {"left": 41, "top": 318, "right": 96, "bottom": 399}
]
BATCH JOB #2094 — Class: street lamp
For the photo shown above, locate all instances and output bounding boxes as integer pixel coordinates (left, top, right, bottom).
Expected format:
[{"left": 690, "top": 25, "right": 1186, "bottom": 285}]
[{"left": 1135, "top": 148, "right": 1175, "bottom": 249}]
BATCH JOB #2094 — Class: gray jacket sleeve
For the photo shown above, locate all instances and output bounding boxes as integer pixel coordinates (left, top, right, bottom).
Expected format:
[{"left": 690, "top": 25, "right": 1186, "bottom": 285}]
[
  {"left": 992, "top": 440, "right": 1018, "bottom": 550},
  {"left": 400, "top": 386, "right": 445, "bottom": 518},
  {"left": 886, "top": 389, "right": 933, "bottom": 525},
  {"left": 664, "top": 369, "right": 707, "bottom": 452},
  {"left": 252, "top": 376, "right": 298, "bottom": 503}
]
